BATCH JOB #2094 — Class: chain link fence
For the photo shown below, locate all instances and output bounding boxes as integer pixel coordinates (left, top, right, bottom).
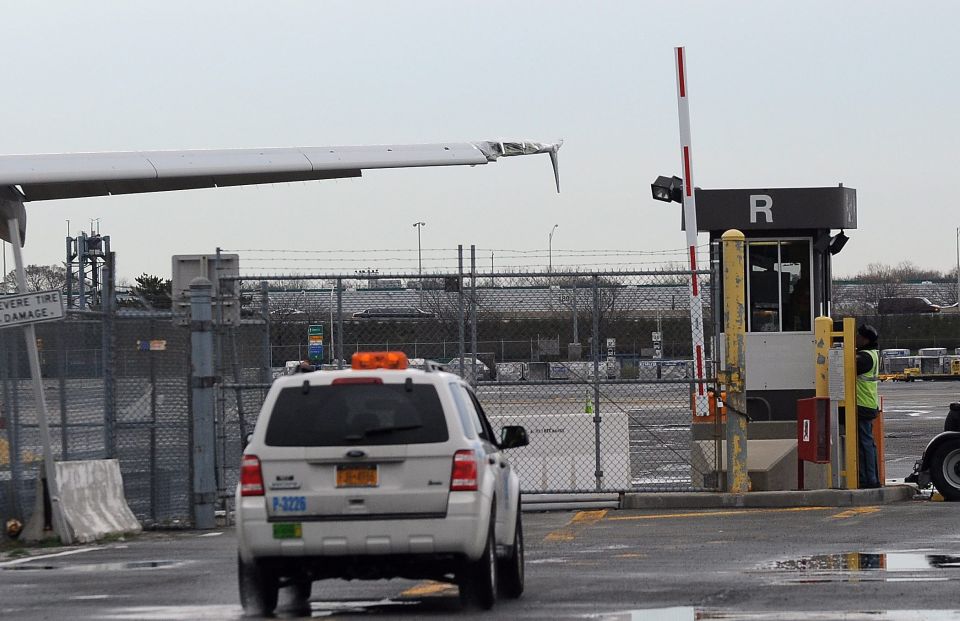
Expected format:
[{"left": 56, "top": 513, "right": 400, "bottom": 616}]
[
  {"left": 217, "top": 268, "right": 720, "bottom": 501},
  {"left": 1, "top": 266, "right": 720, "bottom": 537},
  {"left": 0, "top": 311, "right": 193, "bottom": 530}
]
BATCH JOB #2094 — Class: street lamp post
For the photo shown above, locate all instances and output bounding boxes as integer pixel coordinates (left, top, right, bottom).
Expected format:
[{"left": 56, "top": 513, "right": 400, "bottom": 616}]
[
  {"left": 548, "top": 224, "right": 558, "bottom": 273},
  {"left": 413, "top": 221, "right": 426, "bottom": 305}
]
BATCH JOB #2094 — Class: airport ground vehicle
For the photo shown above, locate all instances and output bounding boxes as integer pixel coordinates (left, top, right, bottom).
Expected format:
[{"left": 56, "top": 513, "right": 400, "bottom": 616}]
[
  {"left": 351, "top": 307, "right": 436, "bottom": 319},
  {"left": 906, "top": 403, "right": 960, "bottom": 501},
  {"left": 236, "top": 351, "right": 529, "bottom": 615},
  {"left": 877, "top": 297, "right": 941, "bottom": 314}
]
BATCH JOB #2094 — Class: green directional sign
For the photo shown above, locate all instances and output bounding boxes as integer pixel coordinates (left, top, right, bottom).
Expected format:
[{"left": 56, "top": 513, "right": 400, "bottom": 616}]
[{"left": 307, "top": 325, "right": 324, "bottom": 362}]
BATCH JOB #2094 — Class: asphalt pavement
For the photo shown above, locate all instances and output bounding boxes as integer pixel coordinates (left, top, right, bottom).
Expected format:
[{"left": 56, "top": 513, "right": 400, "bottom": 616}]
[{"left": 2, "top": 498, "right": 958, "bottom": 620}]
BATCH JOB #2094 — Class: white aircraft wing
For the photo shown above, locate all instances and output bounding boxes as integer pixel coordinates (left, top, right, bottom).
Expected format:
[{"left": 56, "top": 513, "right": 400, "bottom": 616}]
[{"left": 0, "top": 140, "right": 560, "bottom": 202}]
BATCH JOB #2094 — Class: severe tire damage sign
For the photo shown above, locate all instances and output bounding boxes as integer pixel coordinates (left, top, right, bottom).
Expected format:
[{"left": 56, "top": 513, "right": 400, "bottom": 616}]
[{"left": 0, "top": 289, "right": 65, "bottom": 329}]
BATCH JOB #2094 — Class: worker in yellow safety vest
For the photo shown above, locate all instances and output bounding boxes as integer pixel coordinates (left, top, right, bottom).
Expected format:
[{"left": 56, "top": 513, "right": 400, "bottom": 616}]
[{"left": 855, "top": 324, "right": 881, "bottom": 488}]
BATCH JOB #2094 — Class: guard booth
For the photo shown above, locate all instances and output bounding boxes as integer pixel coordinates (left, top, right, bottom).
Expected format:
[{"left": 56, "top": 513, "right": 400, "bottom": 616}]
[{"left": 689, "top": 185, "right": 857, "bottom": 489}]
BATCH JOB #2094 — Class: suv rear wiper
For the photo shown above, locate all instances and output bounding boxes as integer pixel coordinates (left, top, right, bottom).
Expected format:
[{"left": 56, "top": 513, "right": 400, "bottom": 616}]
[{"left": 344, "top": 424, "right": 423, "bottom": 441}]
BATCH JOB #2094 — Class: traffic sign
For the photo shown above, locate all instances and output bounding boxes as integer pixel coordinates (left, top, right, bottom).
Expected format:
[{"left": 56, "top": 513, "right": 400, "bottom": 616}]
[
  {"left": 0, "top": 290, "right": 64, "bottom": 330},
  {"left": 307, "top": 325, "right": 324, "bottom": 362}
]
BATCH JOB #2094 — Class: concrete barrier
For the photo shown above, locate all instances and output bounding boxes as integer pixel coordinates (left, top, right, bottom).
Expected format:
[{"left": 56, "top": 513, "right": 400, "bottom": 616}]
[{"left": 23, "top": 459, "right": 142, "bottom": 544}]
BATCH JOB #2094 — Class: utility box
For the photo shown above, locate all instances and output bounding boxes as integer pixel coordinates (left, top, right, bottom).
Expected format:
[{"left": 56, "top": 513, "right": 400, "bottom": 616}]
[
  {"left": 797, "top": 397, "right": 830, "bottom": 463},
  {"left": 171, "top": 254, "right": 240, "bottom": 325}
]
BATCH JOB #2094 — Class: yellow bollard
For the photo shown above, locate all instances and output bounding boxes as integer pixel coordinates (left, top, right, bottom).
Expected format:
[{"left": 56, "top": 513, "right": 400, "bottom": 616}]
[
  {"left": 814, "top": 316, "right": 833, "bottom": 486},
  {"left": 721, "top": 229, "right": 749, "bottom": 494},
  {"left": 842, "top": 318, "right": 859, "bottom": 489}
]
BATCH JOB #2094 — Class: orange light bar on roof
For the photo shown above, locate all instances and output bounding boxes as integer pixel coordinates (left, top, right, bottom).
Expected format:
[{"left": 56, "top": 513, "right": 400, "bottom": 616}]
[{"left": 351, "top": 351, "right": 409, "bottom": 370}]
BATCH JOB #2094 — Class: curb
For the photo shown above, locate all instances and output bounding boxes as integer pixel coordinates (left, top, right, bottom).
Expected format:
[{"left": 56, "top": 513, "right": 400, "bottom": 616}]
[{"left": 620, "top": 484, "right": 917, "bottom": 510}]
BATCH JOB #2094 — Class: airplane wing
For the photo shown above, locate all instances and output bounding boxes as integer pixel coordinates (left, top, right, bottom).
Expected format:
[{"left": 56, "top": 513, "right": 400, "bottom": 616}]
[{"left": 0, "top": 140, "right": 560, "bottom": 202}]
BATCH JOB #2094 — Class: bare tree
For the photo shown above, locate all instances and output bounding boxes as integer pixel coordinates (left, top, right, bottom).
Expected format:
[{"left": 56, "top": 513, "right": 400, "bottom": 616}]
[{"left": 2, "top": 264, "right": 67, "bottom": 292}]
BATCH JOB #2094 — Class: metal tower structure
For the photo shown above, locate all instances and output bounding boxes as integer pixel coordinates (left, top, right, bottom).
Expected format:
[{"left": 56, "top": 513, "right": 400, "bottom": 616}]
[{"left": 65, "top": 231, "right": 114, "bottom": 310}]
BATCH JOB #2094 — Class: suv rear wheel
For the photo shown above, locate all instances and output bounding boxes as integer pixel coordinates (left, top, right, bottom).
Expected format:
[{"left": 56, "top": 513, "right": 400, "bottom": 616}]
[
  {"left": 498, "top": 509, "right": 524, "bottom": 598},
  {"left": 458, "top": 513, "right": 497, "bottom": 610},
  {"left": 238, "top": 554, "right": 279, "bottom": 616}
]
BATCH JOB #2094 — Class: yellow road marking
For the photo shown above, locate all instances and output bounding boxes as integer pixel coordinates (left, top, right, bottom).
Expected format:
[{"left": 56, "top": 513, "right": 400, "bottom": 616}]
[
  {"left": 830, "top": 506, "right": 881, "bottom": 520},
  {"left": 570, "top": 509, "right": 608, "bottom": 525},
  {"left": 608, "top": 506, "right": 831, "bottom": 521},
  {"left": 544, "top": 509, "right": 609, "bottom": 542},
  {"left": 400, "top": 581, "right": 458, "bottom": 597}
]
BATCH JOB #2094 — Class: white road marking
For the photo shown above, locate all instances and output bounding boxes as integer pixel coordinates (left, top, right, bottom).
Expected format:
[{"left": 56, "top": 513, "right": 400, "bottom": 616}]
[
  {"left": 70, "top": 594, "right": 114, "bottom": 600},
  {"left": 0, "top": 546, "right": 103, "bottom": 567},
  {"left": 101, "top": 605, "right": 243, "bottom": 620},
  {"left": 196, "top": 532, "right": 223, "bottom": 538}
]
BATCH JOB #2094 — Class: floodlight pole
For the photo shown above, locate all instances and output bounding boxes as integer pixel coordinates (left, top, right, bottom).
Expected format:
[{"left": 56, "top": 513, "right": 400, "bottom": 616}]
[
  {"left": 674, "top": 47, "right": 709, "bottom": 418},
  {"left": 413, "top": 221, "right": 425, "bottom": 307},
  {"left": 549, "top": 224, "right": 558, "bottom": 273},
  {"left": 6, "top": 216, "right": 71, "bottom": 543}
]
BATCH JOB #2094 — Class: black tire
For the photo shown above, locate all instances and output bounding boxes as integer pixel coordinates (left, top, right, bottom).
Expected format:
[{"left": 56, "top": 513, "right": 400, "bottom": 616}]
[
  {"left": 930, "top": 440, "right": 960, "bottom": 502},
  {"left": 459, "top": 514, "right": 497, "bottom": 610},
  {"left": 497, "top": 509, "right": 524, "bottom": 599},
  {"left": 238, "top": 554, "right": 279, "bottom": 617},
  {"left": 286, "top": 581, "right": 312, "bottom": 616}
]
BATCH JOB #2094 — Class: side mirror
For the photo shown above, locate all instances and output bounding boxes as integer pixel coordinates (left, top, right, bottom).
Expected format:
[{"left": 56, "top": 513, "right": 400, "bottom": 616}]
[{"left": 500, "top": 425, "right": 529, "bottom": 449}]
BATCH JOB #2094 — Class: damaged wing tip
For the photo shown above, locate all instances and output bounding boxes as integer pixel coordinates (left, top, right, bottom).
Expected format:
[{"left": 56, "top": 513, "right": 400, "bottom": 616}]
[{"left": 550, "top": 148, "right": 560, "bottom": 193}]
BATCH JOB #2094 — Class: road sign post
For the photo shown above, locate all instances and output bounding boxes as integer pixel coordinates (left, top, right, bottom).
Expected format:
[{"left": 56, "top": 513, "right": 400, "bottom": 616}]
[{"left": 3, "top": 214, "right": 71, "bottom": 543}]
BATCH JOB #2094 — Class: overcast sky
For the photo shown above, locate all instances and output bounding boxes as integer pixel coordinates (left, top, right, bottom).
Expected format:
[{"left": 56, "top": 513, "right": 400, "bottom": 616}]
[{"left": 2, "top": 1, "right": 958, "bottom": 282}]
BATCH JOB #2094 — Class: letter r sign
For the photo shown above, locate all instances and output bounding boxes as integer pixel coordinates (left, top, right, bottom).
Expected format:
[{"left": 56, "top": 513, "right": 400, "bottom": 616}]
[{"left": 750, "top": 194, "right": 773, "bottom": 223}]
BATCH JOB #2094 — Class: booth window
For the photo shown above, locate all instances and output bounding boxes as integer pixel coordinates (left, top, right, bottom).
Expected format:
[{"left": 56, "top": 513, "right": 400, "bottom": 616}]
[{"left": 747, "top": 240, "right": 812, "bottom": 332}]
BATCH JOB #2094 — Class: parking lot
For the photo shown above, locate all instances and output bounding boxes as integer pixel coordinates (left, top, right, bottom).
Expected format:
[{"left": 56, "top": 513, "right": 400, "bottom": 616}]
[
  {"left": 2, "top": 497, "right": 958, "bottom": 620},
  {"left": 878, "top": 381, "right": 959, "bottom": 479}
]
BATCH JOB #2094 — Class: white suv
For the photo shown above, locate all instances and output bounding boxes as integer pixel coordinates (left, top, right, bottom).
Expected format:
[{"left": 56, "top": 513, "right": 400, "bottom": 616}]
[{"left": 236, "top": 351, "right": 529, "bottom": 615}]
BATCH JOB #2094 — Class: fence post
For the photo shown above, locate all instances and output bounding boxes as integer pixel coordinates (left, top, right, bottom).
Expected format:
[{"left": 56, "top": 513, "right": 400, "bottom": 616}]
[
  {"left": 102, "top": 255, "right": 116, "bottom": 458},
  {"left": 470, "top": 245, "right": 478, "bottom": 385},
  {"left": 710, "top": 241, "right": 723, "bottom": 488},
  {"left": 336, "top": 278, "right": 344, "bottom": 369},
  {"left": 721, "top": 229, "right": 749, "bottom": 494},
  {"left": 149, "top": 319, "right": 158, "bottom": 523},
  {"left": 57, "top": 320, "right": 68, "bottom": 460},
  {"left": 260, "top": 281, "right": 271, "bottom": 384},
  {"left": 190, "top": 277, "right": 217, "bottom": 529},
  {"left": 592, "top": 275, "right": 602, "bottom": 490},
  {"left": 458, "top": 245, "right": 465, "bottom": 378},
  {"left": 1, "top": 331, "right": 21, "bottom": 519}
]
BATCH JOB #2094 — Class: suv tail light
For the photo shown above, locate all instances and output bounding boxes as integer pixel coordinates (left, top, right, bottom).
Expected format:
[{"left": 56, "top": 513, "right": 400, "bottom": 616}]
[
  {"left": 240, "top": 455, "right": 265, "bottom": 496},
  {"left": 450, "top": 450, "right": 478, "bottom": 491}
]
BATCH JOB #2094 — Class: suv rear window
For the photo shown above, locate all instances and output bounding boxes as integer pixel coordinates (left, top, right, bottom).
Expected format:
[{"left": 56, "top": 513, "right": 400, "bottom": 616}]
[{"left": 265, "top": 383, "right": 449, "bottom": 446}]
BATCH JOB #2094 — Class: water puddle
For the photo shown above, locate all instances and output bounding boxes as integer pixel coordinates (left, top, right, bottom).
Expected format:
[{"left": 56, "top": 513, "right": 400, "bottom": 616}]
[
  {"left": 591, "top": 609, "right": 960, "bottom": 621},
  {"left": 2, "top": 559, "right": 182, "bottom": 572},
  {"left": 765, "top": 552, "right": 960, "bottom": 572}
]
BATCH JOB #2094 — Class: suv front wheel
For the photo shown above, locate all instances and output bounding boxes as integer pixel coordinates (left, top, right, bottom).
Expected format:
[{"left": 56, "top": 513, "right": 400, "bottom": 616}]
[
  {"left": 458, "top": 511, "right": 497, "bottom": 610},
  {"left": 238, "top": 554, "right": 279, "bottom": 616}
]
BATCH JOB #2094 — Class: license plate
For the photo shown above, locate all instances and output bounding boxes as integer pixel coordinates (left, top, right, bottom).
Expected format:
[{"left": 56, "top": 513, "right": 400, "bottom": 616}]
[
  {"left": 336, "top": 464, "right": 379, "bottom": 488},
  {"left": 272, "top": 523, "right": 302, "bottom": 539}
]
